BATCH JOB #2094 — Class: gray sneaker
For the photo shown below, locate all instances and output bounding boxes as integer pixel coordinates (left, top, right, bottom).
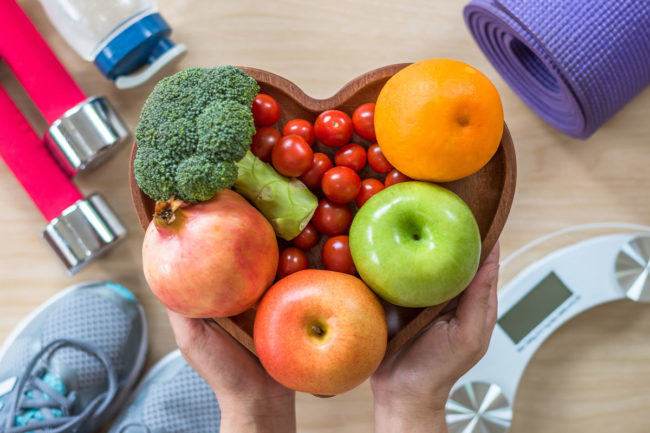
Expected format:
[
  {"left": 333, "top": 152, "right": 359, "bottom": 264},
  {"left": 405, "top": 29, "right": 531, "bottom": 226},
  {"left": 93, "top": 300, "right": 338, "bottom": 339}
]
[
  {"left": 0, "top": 281, "right": 148, "bottom": 432},
  {"left": 109, "top": 350, "right": 221, "bottom": 433}
]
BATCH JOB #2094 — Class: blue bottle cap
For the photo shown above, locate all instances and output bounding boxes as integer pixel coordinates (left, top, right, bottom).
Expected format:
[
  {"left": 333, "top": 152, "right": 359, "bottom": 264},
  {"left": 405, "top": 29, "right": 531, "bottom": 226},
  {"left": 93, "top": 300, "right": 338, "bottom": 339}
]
[{"left": 94, "top": 13, "right": 185, "bottom": 87}]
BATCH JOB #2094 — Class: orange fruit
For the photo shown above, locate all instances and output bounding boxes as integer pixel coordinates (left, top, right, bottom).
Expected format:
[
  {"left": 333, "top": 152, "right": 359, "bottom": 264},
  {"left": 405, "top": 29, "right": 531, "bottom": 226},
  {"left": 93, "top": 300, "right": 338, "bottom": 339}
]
[{"left": 374, "top": 59, "right": 504, "bottom": 182}]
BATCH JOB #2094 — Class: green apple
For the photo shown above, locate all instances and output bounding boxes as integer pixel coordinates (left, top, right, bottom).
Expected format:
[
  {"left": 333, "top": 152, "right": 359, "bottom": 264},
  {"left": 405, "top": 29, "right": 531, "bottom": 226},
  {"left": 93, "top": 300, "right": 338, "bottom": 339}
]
[{"left": 349, "top": 181, "right": 481, "bottom": 307}]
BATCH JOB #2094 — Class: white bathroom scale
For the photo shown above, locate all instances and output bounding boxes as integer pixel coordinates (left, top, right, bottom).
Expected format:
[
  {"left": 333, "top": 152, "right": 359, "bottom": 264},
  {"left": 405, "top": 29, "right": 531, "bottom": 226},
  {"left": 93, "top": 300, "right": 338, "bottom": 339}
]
[{"left": 446, "top": 224, "right": 650, "bottom": 433}]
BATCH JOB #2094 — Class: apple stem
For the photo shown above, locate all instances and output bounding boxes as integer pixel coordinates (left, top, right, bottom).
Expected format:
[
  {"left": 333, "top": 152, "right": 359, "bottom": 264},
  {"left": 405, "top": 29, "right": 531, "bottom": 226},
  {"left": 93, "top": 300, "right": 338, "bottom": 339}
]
[{"left": 311, "top": 325, "right": 324, "bottom": 336}]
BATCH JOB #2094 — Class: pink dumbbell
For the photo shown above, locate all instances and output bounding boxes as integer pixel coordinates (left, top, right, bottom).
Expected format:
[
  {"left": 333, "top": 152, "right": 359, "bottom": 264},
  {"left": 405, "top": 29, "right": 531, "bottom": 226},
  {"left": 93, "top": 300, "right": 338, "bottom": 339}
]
[{"left": 0, "top": 0, "right": 129, "bottom": 273}]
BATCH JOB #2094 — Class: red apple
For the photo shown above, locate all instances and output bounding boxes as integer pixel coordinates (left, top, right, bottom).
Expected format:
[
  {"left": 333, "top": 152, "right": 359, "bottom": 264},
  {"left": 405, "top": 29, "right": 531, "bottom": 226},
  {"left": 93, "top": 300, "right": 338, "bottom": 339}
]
[
  {"left": 142, "top": 190, "right": 278, "bottom": 318},
  {"left": 254, "top": 269, "right": 387, "bottom": 395}
]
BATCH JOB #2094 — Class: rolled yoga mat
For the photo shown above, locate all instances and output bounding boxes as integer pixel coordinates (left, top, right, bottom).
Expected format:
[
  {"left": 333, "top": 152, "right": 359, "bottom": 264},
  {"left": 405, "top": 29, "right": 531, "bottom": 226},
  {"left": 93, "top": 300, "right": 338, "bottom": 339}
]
[{"left": 464, "top": 0, "right": 650, "bottom": 139}]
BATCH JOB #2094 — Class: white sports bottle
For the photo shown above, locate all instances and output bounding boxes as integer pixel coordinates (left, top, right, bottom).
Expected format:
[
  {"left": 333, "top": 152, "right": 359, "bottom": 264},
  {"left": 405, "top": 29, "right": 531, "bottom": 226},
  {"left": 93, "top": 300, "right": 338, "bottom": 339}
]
[{"left": 38, "top": 0, "right": 186, "bottom": 88}]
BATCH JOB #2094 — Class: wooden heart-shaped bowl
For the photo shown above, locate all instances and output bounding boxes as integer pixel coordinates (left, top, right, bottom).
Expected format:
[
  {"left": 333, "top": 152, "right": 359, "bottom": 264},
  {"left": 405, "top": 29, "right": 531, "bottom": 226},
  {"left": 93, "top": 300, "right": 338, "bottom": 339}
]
[{"left": 129, "top": 64, "right": 516, "bottom": 359}]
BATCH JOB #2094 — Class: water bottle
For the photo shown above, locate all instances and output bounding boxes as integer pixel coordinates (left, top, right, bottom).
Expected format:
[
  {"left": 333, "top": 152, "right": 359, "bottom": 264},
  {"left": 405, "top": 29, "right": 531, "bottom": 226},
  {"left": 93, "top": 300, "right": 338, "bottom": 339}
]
[{"left": 38, "top": 0, "right": 186, "bottom": 89}]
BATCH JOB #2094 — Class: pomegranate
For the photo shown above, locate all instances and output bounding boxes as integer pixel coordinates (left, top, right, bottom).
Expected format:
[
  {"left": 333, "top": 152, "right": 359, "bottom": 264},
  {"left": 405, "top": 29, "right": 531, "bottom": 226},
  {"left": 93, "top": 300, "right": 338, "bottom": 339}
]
[{"left": 142, "top": 190, "right": 279, "bottom": 318}]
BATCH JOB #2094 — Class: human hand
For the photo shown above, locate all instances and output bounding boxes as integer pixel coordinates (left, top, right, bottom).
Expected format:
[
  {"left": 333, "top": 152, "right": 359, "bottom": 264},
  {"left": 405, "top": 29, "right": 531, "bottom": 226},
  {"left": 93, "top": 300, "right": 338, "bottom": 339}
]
[
  {"left": 168, "top": 311, "right": 296, "bottom": 433},
  {"left": 371, "top": 244, "right": 500, "bottom": 433}
]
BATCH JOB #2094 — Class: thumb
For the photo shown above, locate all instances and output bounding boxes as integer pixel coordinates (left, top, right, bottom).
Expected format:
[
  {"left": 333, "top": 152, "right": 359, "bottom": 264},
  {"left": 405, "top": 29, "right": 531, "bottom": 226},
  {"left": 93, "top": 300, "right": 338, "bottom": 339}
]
[{"left": 455, "top": 243, "right": 500, "bottom": 330}]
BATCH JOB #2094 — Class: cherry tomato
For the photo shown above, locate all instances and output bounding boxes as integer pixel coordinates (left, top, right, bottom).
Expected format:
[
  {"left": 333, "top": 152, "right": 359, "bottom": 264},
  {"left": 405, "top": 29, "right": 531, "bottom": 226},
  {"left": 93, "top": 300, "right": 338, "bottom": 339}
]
[
  {"left": 292, "top": 223, "right": 320, "bottom": 250},
  {"left": 311, "top": 199, "right": 353, "bottom": 236},
  {"left": 321, "top": 166, "right": 361, "bottom": 204},
  {"left": 322, "top": 235, "right": 356, "bottom": 275},
  {"left": 283, "top": 119, "right": 315, "bottom": 146},
  {"left": 252, "top": 94, "right": 280, "bottom": 127},
  {"left": 251, "top": 127, "right": 281, "bottom": 162},
  {"left": 271, "top": 134, "right": 313, "bottom": 177},
  {"left": 314, "top": 110, "right": 353, "bottom": 148},
  {"left": 277, "top": 247, "right": 309, "bottom": 279},
  {"left": 334, "top": 144, "right": 366, "bottom": 172},
  {"left": 367, "top": 144, "right": 393, "bottom": 174},
  {"left": 355, "top": 178, "right": 385, "bottom": 208},
  {"left": 298, "top": 153, "right": 333, "bottom": 189},
  {"left": 352, "top": 103, "right": 376, "bottom": 141},
  {"left": 385, "top": 169, "right": 412, "bottom": 187}
]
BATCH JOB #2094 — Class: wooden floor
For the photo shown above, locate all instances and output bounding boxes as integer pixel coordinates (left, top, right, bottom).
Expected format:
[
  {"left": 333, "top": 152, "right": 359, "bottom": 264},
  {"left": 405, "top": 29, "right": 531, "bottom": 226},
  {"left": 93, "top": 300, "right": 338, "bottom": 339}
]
[{"left": 1, "top": 1, "right": 650, "bottom": 431}]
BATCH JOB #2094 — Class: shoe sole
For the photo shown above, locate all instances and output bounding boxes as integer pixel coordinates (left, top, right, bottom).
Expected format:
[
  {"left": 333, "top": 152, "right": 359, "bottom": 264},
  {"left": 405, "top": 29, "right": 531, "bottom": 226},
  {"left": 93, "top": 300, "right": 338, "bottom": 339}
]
[{"left": 0, "top": 280, "right": 149, "bottom": 431}]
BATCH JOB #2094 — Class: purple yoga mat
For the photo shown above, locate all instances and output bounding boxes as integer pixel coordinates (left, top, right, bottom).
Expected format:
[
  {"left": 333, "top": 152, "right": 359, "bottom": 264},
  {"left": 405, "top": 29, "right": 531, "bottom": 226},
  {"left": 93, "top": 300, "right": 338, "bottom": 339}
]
[{"left": 464, "top": 0, "right": 650, "bottom": 139}]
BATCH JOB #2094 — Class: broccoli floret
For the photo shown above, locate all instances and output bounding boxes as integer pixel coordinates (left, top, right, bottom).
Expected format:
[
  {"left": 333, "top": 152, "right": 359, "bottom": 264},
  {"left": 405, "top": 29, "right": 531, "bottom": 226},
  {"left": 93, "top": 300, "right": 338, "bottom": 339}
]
[
  {"left": 133, "top": 146, "right": 178, "bottom": 202},
  {"left": 202, "top": 67, "right": 260, "bottom": 107},
  {"left": 196, "top": 100, "right": 255, "bottom": 163},
  {"left": 134, "top": 66, "right": 260, "bottom": 203},
  {"left": 135, "top": 117, "right": 197, "bottom": 154},
  {"left": 176, "top": 155, "right": 239, "bottom": 202}
]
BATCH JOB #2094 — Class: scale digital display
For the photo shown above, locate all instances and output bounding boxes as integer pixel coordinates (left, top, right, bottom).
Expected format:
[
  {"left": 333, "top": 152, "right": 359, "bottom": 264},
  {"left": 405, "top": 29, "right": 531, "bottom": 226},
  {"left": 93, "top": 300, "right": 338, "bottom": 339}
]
[{"left": 498, "top": 272, "right": 572, "bottom": 344}]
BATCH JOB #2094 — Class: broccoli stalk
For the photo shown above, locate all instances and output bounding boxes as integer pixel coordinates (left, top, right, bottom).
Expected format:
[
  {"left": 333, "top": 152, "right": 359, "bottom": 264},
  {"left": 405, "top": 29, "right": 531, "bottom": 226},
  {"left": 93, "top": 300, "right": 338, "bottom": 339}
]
[
  {"left": 134, "top": 66, "right": 318, "bottom": 240},
  {"left": 235, "top": 151, "right": 318, "bottom": 240}
]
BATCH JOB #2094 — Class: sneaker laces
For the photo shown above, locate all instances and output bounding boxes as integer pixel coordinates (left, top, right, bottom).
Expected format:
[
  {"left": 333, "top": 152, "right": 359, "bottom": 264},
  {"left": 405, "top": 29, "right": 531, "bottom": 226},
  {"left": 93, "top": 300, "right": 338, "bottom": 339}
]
[{"left": 2, "top": 339, "right": 118, "bottom": 433}]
